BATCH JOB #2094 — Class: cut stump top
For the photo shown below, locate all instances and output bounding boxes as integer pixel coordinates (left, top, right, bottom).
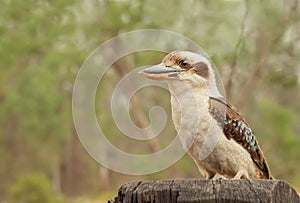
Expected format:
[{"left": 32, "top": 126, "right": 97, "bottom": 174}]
[{"left": 110, "top": 179, "right": 300, "bottom": 203}]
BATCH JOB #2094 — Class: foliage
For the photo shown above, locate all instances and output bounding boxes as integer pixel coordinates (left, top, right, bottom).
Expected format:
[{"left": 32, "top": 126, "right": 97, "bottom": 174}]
[
  {"left": 8, "top": 173, "right": 63, "bottom": 203},
  {"left": 0, "top": 0, "right": 299, "bottom": 201},
  {"left": 254, "top": 98, "right": 300, "bottom": 182}
]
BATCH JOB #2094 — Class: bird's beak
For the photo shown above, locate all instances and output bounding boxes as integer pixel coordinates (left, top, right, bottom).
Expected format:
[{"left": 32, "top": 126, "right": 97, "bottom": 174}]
[{"left": 139, "top": 64, "right": 184, "bottom": 80}]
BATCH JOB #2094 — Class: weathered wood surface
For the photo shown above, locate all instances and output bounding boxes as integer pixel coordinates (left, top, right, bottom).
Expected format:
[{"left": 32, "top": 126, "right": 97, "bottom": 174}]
[{"left": 110, "top": 179, "right": 300, "bottom": 203}]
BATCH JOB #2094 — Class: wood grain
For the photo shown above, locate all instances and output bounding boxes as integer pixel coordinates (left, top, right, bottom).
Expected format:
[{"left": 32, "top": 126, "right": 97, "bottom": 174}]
[{"left": 110, "top": 179, "right": 300, "bottom": 203}]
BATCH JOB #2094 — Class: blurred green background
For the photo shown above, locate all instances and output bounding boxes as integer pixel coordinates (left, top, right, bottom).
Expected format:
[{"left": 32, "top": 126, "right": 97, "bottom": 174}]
[{"left": 1, "top": 0, "right": 300, "bottom": 202}]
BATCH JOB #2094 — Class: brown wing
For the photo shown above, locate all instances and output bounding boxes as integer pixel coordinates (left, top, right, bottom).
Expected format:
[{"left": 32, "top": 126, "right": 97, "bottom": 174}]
[{"left": 209, "top": 97, "right": 272, "bottom": 179}]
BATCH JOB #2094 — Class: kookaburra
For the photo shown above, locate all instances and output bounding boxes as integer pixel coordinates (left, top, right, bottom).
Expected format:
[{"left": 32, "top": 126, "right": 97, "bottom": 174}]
[{"left": 140, "top": 50, "right": 273, "bottom": 179}]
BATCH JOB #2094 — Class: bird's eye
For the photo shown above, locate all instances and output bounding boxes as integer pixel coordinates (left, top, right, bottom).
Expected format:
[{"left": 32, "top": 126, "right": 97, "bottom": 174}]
[{"left": 179, "top": 59, "right": 190, "bottom": 69}]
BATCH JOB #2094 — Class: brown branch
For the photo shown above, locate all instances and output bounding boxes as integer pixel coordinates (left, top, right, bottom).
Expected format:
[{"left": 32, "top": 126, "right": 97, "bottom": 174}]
[
  {"left": 113, "top": 57, "right": 160, "bottom": 153},
  {"left": 234, "top": 26, "right": 270, "bottom": 109},
  {"left": 225, "top": 0, "right": 249, "bottom": 99},
  {"left": 235, "top": 63, "right": 264, "bottom": 108}
]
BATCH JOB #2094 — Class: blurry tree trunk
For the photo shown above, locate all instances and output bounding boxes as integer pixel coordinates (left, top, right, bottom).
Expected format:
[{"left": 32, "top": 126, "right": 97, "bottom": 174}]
[
  {"left": 99, "top": 166, "right": 110, "bottom": 191},
  {"left": 283, "top": 0, "right": 299, "bottom": 18},
  {"left": 233, "top": 29, "right": 270, "bottom": 109},
  {"left": 60, "top": 127, "right": 86, "bottom": 196},
  {"left": 225, "top": 0, "right": 249, "bottom": 100},
  {"left": 1, "top": 118, "right": 19, "bottom": 200},
  {"left": 51, "top": 160, "right": 61, "bottom": 195},
  {"left": 113, "top": 57, "right": 160, "bottom": 153}
]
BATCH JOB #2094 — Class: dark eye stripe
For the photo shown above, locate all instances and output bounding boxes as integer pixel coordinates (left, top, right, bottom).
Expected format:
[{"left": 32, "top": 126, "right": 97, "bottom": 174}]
[{"left": 193, "top": 62, "right": 209, "bottom": 78}]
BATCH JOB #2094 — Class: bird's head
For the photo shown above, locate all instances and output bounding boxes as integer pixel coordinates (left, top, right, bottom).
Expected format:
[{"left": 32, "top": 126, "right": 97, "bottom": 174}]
[{"left": 140, "top": 50, "right": 221, "bottom": 97}]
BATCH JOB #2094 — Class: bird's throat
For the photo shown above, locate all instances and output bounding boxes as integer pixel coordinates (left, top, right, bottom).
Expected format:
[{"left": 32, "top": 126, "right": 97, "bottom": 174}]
[{"left": 167, "top": 80, "right": 210, "bottom": 104}]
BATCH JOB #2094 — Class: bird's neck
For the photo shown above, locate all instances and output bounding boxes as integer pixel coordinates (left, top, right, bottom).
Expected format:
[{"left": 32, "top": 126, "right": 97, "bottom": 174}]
[{"left": 166, "top": 80, "right": 211, "bottom": 151}]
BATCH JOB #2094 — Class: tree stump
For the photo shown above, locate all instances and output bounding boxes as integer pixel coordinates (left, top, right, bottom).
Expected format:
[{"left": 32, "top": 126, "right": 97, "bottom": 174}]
[{"left": 110, "top": 179, "right": 300, "bottom": 203}]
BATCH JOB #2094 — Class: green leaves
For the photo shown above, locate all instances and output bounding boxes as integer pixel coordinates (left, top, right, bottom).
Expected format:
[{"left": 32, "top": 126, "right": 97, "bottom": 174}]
[{"left": 9, "top": 173, "right": 63, "bottom": 203}]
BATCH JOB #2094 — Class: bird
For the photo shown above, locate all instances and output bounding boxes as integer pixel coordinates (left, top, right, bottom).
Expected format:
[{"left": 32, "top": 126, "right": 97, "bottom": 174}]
[{"left": 139, "top": 50, "right": 273, "bottom": 179}]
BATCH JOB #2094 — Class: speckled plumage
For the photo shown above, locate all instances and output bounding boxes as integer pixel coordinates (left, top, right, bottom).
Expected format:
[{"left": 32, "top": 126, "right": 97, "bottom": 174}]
[
  {"left": 208, "top": 97, "right": 271, "bottom": 179},
  {"left": 140, "top": 50, "right": 273, "bottom": 180}
]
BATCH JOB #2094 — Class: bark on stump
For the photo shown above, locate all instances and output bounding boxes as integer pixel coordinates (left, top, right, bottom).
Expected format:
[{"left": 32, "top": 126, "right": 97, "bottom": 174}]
[{"left": 110, "top": 179, "right": 300, "bottom": 203}]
